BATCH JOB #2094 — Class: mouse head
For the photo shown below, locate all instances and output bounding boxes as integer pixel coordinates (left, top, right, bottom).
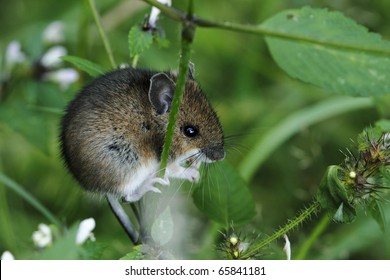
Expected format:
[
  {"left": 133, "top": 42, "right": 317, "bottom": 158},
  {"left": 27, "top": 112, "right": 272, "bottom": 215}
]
[{"left": 148, "top": 69, "right": 225, "bottom": 164}]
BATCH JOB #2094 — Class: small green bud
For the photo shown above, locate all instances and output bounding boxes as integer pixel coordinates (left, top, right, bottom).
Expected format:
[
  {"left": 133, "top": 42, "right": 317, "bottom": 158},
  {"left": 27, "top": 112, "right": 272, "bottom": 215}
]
[{"left": 229, "top": 236, "right": 238, "bottom": 246}]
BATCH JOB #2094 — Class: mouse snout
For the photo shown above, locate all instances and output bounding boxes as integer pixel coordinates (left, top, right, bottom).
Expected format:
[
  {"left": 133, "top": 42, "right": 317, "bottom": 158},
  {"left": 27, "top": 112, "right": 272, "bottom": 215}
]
[{"left": 203, "top": 146, "right": 225, "bottom": 162}]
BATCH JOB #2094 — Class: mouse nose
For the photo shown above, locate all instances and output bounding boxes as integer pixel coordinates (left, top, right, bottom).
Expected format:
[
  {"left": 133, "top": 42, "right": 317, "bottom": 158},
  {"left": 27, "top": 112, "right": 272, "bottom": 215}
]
[{"left": 203, "top": 146, "right": 225, "bottom": 161}]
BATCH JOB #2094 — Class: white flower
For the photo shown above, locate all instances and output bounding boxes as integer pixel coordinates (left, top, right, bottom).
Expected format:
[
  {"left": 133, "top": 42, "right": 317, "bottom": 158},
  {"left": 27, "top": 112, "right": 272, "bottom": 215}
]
[
  {"left": 283, "top": 234, "right": 291, "bottom": 260},
  {"left": 148, "top": 0, "right": 172, "bottom": 28},
  {"left": 32, "top": 223, "right": 52, "bottom": 248},
  {"left": 5, "top": 41, "right": 26, "bottom": 69},
  {"left": 1, "top": 251, "right": 15, "bottom": 260},
  {"left": 43, "top": 21, "right": 65, "bottom": 44},
  {"left": 44, "top": 68, "right": 79, "bottom": 90},
  {"left": 76, "top": 218, "right": 96, "bottom": 245},
  {"left": 40, "top": 46, "right": 67, "bottom": 68}
]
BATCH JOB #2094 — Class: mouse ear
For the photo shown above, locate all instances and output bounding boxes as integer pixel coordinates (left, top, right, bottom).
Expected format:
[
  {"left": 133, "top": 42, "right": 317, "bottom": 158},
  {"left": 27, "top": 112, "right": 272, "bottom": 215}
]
[{"left": 149, "top": 73, "right": 175, "bottom": 115}]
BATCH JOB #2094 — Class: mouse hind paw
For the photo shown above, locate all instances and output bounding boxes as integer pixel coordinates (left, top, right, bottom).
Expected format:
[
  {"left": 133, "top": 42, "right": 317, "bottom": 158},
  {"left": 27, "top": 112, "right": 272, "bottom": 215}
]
[
  {"left": 122, "top": 176, "right": 169, "bottom": 203},
  {"left": 123, "top": 184, "right": 161, "bottom": 203}
]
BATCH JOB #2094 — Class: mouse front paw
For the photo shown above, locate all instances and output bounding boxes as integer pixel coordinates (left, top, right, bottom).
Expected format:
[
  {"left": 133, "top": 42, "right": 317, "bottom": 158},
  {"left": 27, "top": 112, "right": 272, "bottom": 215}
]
[{"left": 166, "top": 163, "right": 201, "bottom": 183}]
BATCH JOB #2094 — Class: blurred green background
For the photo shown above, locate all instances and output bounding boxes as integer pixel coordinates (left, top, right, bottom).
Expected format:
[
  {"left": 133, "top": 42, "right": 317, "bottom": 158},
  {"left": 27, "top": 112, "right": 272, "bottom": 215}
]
[{"left": 0, "top": 0, "right": 389, "bottom": 259}]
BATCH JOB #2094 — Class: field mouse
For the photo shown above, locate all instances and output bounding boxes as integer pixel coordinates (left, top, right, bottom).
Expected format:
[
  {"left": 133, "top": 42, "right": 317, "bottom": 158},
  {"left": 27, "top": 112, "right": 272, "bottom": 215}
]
[{"left": 60, "top": 66, "right": 225, "bottom": 202}]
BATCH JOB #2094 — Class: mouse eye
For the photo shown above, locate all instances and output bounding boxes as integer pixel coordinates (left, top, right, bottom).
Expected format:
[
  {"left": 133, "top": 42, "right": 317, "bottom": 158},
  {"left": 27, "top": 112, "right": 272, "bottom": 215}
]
[{"left": 183, "top": 125, "right": 198, "bottom": 138}]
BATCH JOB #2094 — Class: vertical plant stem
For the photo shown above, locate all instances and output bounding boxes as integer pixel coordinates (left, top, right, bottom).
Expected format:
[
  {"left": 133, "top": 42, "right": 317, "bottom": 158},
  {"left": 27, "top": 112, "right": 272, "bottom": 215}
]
[
  {"left": 159, "top": 21, "right": 195, "bottom": 175},
  {"left": 241, "top": 200, "right": 321, "bottom": 259},
  {"left": 87, "top": 0, "right": 117, "bottom": 68},
  {"left": 0, "top": 174, "right": 62, "bottom": 229},
  {"left": 295, "top": 214, "right": 331, "bottom": 259},
  {"left": 132, "top": 54, "right": 140, "bottom": 68},
  {"left": 139, "top": 5, "right": 196, "bottom": 245}
]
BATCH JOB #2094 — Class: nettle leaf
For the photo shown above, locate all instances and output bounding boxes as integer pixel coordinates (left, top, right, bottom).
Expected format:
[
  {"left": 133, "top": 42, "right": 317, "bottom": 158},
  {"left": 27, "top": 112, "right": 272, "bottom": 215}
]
[
  {"left": 317, "top": 165, "right": 356, "bottom": 223},
  {"left": 192, "top": 161, "right": 256, "bottom": 227},
  {"left": 81, "top": 240, "right": 106, "bottom": 260},
  {"left": 261, "top": 7, "right": 390, "bottom": 97},
  {"left": 369, "top": 200, "right": 388, "bottom": 235},
  {"left": 62, "top": 55, "right": 106, "bottom": 77},
  {"left": 120, "top": 245, "right": 144, "bottom": 260},
  {"left": 128, "top": 25, "right": 153, "bottom": 58},
  {"left": 33, "top": 224, "right": 80, "bottom": 260}
]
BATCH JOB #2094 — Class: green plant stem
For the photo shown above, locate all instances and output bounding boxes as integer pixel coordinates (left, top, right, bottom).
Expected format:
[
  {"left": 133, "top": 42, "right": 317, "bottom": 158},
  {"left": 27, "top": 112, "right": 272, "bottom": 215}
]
[
  {"left": 241, "top": 201, "right": 321, "bottom": 259},
  {"left": 159, "top": 18, "right": 195, "bottom": 174},
  {"left": 239, "top": 97, "right": 374, "bottom": 182},
  {"left": 142, "top": 0, "right": 390, "bottom": 56},
  {"left": 87, "top": 0, "right": 117, "bottom": 68},
  {"left": 132, "top": 54, "right": 140, "bottom": 68},
  {"left": 0, "top": 174, "right": 62, "bottom": 229},
  {"left": 142, "top": 0, "right": 186, "bottom": 22},
  {"left": 296, "top": 214, "right": 331, "bottom": 259},
  {"left": 139, "top": 3, "right": 196, "bottom": 245}
]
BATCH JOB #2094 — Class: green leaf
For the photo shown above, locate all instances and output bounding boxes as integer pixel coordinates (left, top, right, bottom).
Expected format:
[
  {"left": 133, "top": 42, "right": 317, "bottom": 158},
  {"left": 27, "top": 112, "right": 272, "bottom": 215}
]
[
  {"left": 317, "top": 165, "right": 356, "bottom": 223},
  {"left": 81, "top": 240, "right": 107, "bottom": 260},
  {"left": 261, "top": 7, "right": 390, "bottom": 97},
  {"left": 120, "top": 245, "right": 144, "bottom": 260},
  {"left": 192, "top": 161, "right": 256, "bottom": 227},
  {"left": 375, "top": 119, "right": 390, "bottom": 132},
  {"left": 61, "top": 55, "right": 106, "bottom": 77},
  {"left": 239, "top": 97, "right": 373, "bottom": 182},
  {"left": 369, "top": 200, "right": 388, "bottom": 235},
  {"left": 128, "top": 25, "right": 153, "bottom": 58},
  {"left": 33, "top": 224, "right": 81, "bottom": 260}
]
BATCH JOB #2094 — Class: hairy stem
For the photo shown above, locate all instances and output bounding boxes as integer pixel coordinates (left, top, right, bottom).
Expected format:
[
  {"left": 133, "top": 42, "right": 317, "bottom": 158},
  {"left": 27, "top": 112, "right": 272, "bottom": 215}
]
[
  {"left": 241, "top": 201, "right": 321, "bottom": 259},
  {"left": 87, "top": 0, "right": 117, "bottom": 68}
]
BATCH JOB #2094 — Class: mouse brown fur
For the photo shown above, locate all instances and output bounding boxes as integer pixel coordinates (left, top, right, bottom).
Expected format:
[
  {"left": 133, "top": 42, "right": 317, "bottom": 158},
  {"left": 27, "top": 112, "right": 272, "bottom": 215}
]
[{"left": 60, "top": 67, "right": 224, "bottom": 202}]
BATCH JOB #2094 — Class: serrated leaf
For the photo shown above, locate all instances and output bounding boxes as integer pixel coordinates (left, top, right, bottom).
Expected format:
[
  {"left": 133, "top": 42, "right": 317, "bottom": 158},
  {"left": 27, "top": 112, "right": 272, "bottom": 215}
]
[
  {"left": 317, "top": 165, "right": 356, "bottom": 223},
  {"left": 129, "top": 26, "right": 153, "bottom": 58},
  {"left": 61, "top": 55, "right": 106, "bottom": 77},
  {"left": 81, "top": 240, "right": 107, "bottom": 260},
  {"left": 261, "top": 7, "right": 390, "bottom": 97},
  {"left": 192, "top": 161, "right": 256, "bottom": 227}
]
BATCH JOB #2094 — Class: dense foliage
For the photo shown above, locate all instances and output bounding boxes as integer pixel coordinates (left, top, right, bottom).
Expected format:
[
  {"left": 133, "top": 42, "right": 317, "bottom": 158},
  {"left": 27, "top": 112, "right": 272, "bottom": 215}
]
[{"left": 1, "top": 0, "right": 389, "bottom": 259}]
